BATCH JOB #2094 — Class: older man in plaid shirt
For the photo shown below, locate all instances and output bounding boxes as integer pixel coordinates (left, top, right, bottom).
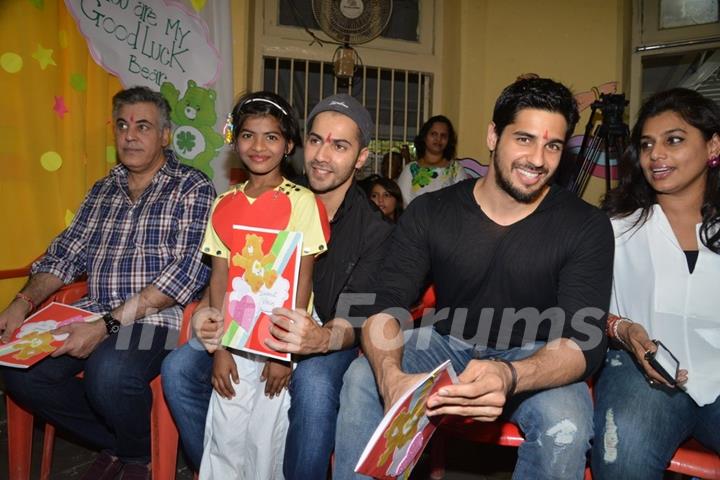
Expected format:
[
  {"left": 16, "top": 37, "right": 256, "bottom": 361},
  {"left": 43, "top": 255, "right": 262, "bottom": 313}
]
[{"left": 0, "top": 86, "right": 215, "bottom": 480}]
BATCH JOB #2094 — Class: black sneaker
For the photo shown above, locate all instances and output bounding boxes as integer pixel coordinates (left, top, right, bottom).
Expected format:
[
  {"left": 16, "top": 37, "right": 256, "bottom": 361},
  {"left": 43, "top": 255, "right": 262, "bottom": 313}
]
[
  {"left": 79, "top": 451, "right": 123, "bottom": 480},
  {"left": 119, "top": 462, "right": 151, "bottom": 480}
]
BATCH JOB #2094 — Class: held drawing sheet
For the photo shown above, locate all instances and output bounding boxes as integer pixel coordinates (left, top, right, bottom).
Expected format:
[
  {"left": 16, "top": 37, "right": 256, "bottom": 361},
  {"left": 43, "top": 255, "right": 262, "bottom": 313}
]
[
  {"left": 0, "top": 302, "right": 99, "bottom": 368},
  {"left": 355, "top": 360, "right": 459, "bottom": 479},
  {"left": 221, "top": 225, "right": 303, "bottom": 361}
]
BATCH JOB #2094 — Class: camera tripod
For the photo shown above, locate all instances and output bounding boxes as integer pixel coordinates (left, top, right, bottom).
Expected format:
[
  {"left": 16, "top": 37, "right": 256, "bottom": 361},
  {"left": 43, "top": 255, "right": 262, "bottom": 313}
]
[{"left": 568, "top": 93, "right": 629, "bottom": 196}]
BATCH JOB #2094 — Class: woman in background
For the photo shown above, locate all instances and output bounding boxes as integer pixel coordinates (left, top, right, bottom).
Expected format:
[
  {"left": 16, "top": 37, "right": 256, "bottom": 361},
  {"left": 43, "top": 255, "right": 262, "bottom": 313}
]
[
  {"left": 367, "top": 176, "right": 403, "bottom": 222},
  {"left": 397, "top": 115, "right": 467, "bottom": 207},
  {"left": 592, "top": 88, "right": 720, "bottom": 479}
]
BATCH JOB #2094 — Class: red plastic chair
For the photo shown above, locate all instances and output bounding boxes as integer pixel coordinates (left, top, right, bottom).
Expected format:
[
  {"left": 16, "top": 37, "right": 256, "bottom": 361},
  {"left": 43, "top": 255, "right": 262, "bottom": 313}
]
[
  {"left": 668, "top": 439, "right": 720, "bottom": 479},
  {"left": 5, "top": 281, "right": 198, "bottom": 480},
  {"left": 429, "top": 419, "right": 720, "bottom": 479},
  {"left": 409, "top": 285, "right": 436, "bottom": 323}
]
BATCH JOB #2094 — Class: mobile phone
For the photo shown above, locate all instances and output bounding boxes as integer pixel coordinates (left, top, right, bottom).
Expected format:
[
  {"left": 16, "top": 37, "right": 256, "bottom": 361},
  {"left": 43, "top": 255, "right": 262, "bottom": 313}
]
[{"left": 644, "top": 340, "right": 679, "bottom": 385}]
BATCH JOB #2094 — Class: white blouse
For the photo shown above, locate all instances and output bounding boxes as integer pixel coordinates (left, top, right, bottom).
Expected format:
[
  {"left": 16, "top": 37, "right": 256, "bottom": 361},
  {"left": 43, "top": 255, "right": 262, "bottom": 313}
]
[{"left": 611, "top": 205, "right": 720, "bottom": 406}]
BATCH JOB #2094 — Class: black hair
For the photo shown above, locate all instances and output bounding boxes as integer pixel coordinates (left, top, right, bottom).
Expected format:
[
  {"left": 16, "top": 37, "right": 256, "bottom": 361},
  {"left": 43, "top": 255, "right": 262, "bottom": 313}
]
[
  {"left": 112, "top": 86, "right": 172, "bottom": 132},
  {"left": 414, "top": 115, "right": 457, "bottom": 161},
  {"left": 357, "top": 173, "right": 380, "bottom": 195},
  {"left": 381, "top": 151, "right": 405, "bottom": 179},
  {"left": 230, "top": 91, "right": 301, "bottom": 177},
  {"left": 602, "top": 88, "right": 720, "bottom": 253},
  {"left": 492, "top": 77, "right": 579, "bottom": 141},
  {"left": 230, "top": 91, "right": 301, "bottom": 153},
  {"left": 367, "top": 176, "right": 404, "bottom": 221}
]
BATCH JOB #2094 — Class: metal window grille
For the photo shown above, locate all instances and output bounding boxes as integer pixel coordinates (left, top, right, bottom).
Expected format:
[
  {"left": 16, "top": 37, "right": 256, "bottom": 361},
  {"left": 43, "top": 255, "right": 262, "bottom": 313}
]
[
  {"left": 262, "top": 56, "right": 433, "bottom": 176},
  {"left": 697, "top": 66, "right": 720, "bottom": 106}
]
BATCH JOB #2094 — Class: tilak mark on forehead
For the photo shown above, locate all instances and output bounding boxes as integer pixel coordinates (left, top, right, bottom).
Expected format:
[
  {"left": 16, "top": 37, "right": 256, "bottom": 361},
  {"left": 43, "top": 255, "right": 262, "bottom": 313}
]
[
  {"left": 543, "top": 129, "right": 548, "bottom": 140},
  {"left": 325, "top": 132, "right": 333, "bottom": 143}
]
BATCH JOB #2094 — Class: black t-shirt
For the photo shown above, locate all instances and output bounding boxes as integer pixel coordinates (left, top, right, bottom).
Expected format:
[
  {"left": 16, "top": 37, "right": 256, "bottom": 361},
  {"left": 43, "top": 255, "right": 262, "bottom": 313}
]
[
  {"left": 313, "top": 183, "right": 395, "bottom": 326},
  {"left": 360, "top": 179, "right": 614, "bottom": 378}
]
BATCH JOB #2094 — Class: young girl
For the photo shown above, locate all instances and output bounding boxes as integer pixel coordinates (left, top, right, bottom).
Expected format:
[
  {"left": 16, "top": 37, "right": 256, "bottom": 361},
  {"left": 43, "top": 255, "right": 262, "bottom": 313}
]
[
  {"left": 367, "top": 176, "right": 404, "bottom": 222},
  {"left": 198, "top": 91, "right": 328, "bottom": 479}
]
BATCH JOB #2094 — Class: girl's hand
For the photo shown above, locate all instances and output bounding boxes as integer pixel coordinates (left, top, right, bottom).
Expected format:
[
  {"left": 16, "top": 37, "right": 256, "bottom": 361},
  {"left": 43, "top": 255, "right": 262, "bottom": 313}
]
[
  {"left": 260, "top": 359, "right": 291, "bottom": 398},
  {"left": 211, "top": 349, "right": 239, "bottom": 399},
  {"left": 620, "top": 322, "right": 677, "bottom": 388},
  {"left": 192, "top": 306, "right": 225, "bottom": 353}
]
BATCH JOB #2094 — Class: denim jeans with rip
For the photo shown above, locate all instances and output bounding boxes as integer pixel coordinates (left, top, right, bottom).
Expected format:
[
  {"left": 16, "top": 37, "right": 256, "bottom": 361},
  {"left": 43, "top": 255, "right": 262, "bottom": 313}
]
[{"left": 333, "top": 326, "right": 593, "bottom": 480}]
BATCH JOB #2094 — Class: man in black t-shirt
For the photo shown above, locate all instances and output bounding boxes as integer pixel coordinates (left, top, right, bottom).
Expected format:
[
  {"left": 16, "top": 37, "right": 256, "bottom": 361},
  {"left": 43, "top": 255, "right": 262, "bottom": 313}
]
[{"left": 334, "top": 78, "right": 613, "bottom": 480}]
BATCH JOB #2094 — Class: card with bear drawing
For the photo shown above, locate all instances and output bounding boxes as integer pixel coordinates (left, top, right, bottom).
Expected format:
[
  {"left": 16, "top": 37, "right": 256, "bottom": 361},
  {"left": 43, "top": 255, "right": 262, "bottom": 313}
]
[
  {"left": 355, "top": 360, "right": 458, "bottom": 479},
  {"left": 220, "top": 225, "right": 303, "bottom": 361},
  {"left": 0, "top": 303, "right": 99, "bottom": 368}
]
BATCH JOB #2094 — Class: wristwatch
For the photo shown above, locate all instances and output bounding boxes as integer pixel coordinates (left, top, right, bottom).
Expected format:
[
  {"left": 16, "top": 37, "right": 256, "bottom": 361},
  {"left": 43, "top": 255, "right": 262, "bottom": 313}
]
[{"left": 101, "top": 313, "right": 122, "bottom": 335}]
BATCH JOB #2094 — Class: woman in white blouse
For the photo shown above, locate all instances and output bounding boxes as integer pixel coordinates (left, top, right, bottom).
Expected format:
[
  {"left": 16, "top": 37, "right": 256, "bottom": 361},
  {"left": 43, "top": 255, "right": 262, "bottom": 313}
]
[{"left": 592, "top": 88, "right": 720, "bottom": 479}]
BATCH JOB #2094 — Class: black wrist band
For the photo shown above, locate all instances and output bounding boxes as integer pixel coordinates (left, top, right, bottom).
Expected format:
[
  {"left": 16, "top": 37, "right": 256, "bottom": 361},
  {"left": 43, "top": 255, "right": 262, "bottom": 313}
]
[
  {"left": 102, "top": 313, "right": 121, "bottom": 335},
  {"left": 493, "top": 357, "right": 518, "bottom": 397}
]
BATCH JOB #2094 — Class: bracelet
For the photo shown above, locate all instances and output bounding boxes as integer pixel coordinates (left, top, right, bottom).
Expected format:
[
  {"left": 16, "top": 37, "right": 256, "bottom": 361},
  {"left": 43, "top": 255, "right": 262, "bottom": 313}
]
[
  {"left": 606, "top": 314, "right": 618, "bottom": 336},
  {"left": 607, "top": 314, "right": 632, "bottom": 349},
  {"left": 14, "top": 293, "right": 35, "bottom": 313},
  {"left": 615, "top": 318, "right": 632, "bottom": 349},
  {"left": 492, "top": 357, "right": 518, "bottom": 397}
]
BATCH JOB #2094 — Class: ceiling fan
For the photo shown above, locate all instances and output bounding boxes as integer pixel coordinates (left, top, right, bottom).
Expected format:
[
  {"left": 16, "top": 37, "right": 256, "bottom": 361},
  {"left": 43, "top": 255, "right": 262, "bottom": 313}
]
[{"left": 311, "top": 0, "right": 393, "bottom": 79}]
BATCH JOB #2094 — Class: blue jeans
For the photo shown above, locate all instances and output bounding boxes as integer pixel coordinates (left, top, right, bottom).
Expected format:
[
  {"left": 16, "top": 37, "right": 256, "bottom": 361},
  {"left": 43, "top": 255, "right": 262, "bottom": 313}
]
[
  {"left": 592, "top": 349, "right": 720, "bottom": 479},
  {"left": 160, "top": 337, "right": 213, "bottom": 470},
  {"left": 284, "top": 347, "right": 359, "bottom": 480},
  {"left": 2, "top": 324, "right": 171, "bottom": 464},
  {"left": 334, "top": 326, "right": 593, "bottom": 480}
]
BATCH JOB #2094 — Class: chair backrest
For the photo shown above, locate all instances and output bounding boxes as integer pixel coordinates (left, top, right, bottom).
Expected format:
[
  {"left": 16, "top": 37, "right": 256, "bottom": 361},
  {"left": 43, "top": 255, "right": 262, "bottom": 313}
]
[
  {"left": 179, "top": 301, "right": 199, "bottom": 345},
  {"left": 40, "top": 281, "right": 88, "bottom": 308},
  {"left": 410, "top": 285, "right": 437, "bottom": 325},
  {"left": 41, "top": 282, "right": 198, "bottom": 349}
]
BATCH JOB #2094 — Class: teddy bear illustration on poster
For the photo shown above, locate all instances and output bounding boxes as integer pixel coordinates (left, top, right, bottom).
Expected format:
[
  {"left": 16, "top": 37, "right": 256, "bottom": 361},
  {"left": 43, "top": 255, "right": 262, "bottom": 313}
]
[
  {"left": 222, "top": 227, "right": 302, "bottom": 361},
  {"left": 0, "top": 304, "right": 98, "bottom": 368}
]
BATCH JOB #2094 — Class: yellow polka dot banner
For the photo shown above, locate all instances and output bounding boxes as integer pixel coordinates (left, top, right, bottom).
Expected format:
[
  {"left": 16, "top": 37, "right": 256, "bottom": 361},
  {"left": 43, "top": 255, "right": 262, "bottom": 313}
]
[
  {"left": 1, "top": 52, "right": 23, "bottom": 73},
  {"left": 40, "top": 151, "right": 63, "bottom": 171},
  {"left": 0, "top": 0, "right": 121, "bottom": 307}
]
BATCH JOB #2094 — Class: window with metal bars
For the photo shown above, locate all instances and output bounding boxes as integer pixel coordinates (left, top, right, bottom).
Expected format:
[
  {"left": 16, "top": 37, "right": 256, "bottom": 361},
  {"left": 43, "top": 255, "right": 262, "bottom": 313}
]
[{"left": 262, "top": 56, "right": 432, "bottom": 176}]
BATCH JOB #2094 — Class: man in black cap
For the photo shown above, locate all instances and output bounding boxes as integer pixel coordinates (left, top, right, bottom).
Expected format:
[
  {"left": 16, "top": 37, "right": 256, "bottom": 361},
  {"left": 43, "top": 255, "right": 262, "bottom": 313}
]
[
  {"left": 161, "top": 93, "right": 393, "bottom": 479},
  {"left": 265, "top": 93, "right": 394, "bottom": 480}
]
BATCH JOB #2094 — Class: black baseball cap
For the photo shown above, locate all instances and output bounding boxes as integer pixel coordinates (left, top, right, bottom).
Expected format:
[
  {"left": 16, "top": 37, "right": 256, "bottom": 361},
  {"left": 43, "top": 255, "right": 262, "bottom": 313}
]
[{"left": 306, "top": 94, "right": 374, "bottom": 147}]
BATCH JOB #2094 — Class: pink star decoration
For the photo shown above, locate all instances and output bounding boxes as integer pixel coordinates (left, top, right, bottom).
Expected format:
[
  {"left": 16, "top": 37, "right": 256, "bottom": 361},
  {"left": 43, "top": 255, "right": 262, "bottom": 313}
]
[{"left": 53, "top": 96, "right": 69, "bottom": 118}]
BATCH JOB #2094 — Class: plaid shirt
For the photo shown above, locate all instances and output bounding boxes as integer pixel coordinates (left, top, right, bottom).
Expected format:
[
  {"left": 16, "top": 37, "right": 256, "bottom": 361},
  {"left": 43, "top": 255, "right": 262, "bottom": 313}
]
[{"left": 32, "top": 152, "right": 215, "bottom": 329}]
